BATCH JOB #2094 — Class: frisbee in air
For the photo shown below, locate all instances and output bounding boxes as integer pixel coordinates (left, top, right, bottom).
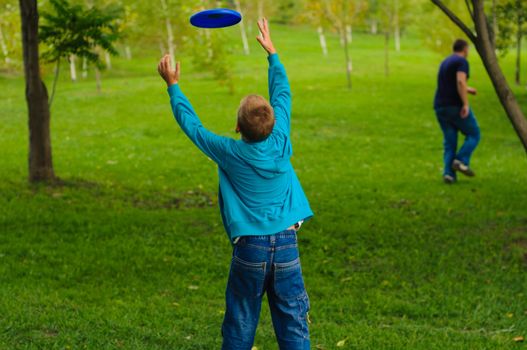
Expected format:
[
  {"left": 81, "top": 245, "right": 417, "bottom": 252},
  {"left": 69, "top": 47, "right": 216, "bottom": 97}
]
[{"left": 190, "top": 8, "right": 242, "bottom": 28}]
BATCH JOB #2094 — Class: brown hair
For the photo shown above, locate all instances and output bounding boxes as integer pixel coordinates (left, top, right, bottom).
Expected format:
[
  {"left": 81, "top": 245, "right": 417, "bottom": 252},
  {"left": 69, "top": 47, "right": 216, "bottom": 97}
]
[
  {"left": 453, "top": 39, "right": 468, "bottom": 52},
  {"left": 237, "top": 95, "right": 275, "bottom": 142}
]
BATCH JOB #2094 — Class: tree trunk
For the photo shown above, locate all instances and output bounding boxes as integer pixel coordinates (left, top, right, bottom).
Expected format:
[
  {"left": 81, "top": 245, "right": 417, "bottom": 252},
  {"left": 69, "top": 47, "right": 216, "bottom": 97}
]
[
  {"left": 234, "top": 0, "right": 250, "bottom": 55},
  {"left": 346, "top": 25, "right": 352, "bottom": 43},
  {"left": 371, "top": 19, "right": 378, "bottom": 34},
  {"left": 0, "top": 25, "right": 10, "bottom": 64},
  {"left": 205, "top": 27, "right": 213, "bottom": 59},
  {"left": 258, "top": 0, "right": 264, "bottom": 19},
  {"left": 19, "top": 0, "right": 55, "bottom": 182},
  {"left": 82, "top": 57, "right": 88, "bottom": 78},
  {"left": 394, "top": 23, "right": 401, "bottom": 52},
  {"left": 95, "top": 67, "right": 101, "bottom": 93},
  {"left": 49, "top": 59, "right": 60, "bottom": 108},
  {"left": 515, "top": 13, "right": 522, "bottom": 85},
  {"left": 317, "top": 26, "right": 328, "bottom": 56},
  {"left": 125, "top": 45, "right": 132, "bottom": 60},
  {"left": 104, "top": 51, "right": 112, "bottom": 70},
  {"left": 394, "top": 0, "right": 401, "bottom": 52},
  {"left": 384, "top": 30, "right": 390, "bottom": 76},
  {"left": 160, "top": 0, "right": 175, "bottom": 66},
  {"left": 471, "top": 0, "right": 527, "bottom": 152},
  {"left": 69, "top": 54, "right": 77, "bottom": 81},
  {"left": 341, "top": 28, "right": 352, "bottom": 89}
]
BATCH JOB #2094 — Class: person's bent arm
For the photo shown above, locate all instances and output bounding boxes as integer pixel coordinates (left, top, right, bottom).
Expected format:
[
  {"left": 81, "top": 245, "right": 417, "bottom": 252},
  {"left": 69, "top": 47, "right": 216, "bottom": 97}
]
[
  {"left": 457, "top": 71, "right": 470, "bottom": 118},
  {"left": 158, "top": 55, "right": 231, "bottom": 166},
  {"left": 256, "top": 18, "right": 291, "bottom": 135}
]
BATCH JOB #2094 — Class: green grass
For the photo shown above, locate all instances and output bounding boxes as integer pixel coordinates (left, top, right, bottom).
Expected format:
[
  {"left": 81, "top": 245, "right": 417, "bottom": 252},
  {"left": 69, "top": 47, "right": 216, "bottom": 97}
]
[{"left": 1, "top": 24, "right": 527, "bottom": 349}]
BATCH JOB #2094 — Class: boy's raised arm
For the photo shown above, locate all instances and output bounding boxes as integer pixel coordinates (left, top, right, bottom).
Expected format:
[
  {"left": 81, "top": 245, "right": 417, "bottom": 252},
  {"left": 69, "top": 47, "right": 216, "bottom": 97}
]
[
  {"left": 256, "top": 18, "right": 291, "bottom": 135},
  {"left": 158, "top": 55, "right": 231, "bottom": 167}
]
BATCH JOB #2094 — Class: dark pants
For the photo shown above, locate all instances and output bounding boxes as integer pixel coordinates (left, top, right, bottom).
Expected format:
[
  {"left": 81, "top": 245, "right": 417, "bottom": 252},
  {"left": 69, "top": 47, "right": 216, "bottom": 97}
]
[
  {"left": 221, "top": 231, "right": 310, "bottom": 350},
  {"left": 435, "top": 106, "right": 481, "bottom": 177}
]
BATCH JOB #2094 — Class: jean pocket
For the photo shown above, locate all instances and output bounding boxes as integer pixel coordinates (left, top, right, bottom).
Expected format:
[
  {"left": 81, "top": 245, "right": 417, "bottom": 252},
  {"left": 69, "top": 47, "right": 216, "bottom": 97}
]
[
  {"left": 273, "top": 258, "right": 306, "bottom": 300},
  {"left": 228, "top": 255, "right": 266, "bottom": 298}
]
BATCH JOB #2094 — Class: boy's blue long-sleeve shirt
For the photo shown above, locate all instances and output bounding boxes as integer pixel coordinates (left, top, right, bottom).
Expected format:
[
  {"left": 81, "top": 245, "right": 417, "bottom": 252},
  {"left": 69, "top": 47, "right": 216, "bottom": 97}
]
[{"left": 167, "top": 53, "right": 313, "bottom": 242}]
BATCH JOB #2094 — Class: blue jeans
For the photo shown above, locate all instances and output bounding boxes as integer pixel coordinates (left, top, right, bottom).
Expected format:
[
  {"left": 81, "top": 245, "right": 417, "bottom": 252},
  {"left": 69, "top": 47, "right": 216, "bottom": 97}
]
[
  {"left": 221, "top": 231, "right": 310, "bottom": 350},
  {"left": 435, "top": 106, "right": 481, "bottom": 177}
]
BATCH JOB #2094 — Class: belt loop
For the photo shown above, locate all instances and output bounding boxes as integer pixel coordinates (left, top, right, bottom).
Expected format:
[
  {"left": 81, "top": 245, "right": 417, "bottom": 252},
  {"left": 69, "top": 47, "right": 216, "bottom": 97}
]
[{"left": 270, "top": 234, "right": 276, "bottom": 245}]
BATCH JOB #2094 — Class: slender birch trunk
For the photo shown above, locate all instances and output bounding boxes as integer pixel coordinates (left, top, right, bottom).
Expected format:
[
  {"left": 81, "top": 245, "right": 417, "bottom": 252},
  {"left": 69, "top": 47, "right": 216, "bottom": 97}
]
[
  {"left": 371, "top": 19, "right": 378, "bottom": 34},
  {"left": 160, "top": 0, "right": 175, "bottom": 66},
  {"left": 82, "top": 57, "right": 88, "bottom": 78},
  {"left": 317, "top": 26, "right": 328, "bottom": 56},
  {"left": 104, "top": 51, "right": 112, "bottom": 70},
  {"left": 341, "top": 27, "right": 352, "bottom": 89},
  {"left": 125, "top": 45, "right": 132, "bottom": 60},
  {"left": 205, "top": 28, "right": 213, "bottom": 59},
  {"left": 0, "top": 25, "right": 10, "bottom": 64},
  {"left": 394, "top": 0, "right": 401, "bottom": 52},
  {"left": 69, "top": 54, "right": 77, "bottom": 81},
  {"left": 234, "top": 0, "right": 249, "bottom": 55},
  {"left": 258, "top": 0, "right": 264, "bottom": 18},
  {"left": 394, "top": 25, "right": 401, "bottom": 51},
  {"left": 384, "top": 30, "right": 390, "bottom": 76},
  {"left": 95, "top": 67, "right": 101, "bottom": 93},
  {"left": 346, "top": 25, "right": 352, "bottom": 43}
]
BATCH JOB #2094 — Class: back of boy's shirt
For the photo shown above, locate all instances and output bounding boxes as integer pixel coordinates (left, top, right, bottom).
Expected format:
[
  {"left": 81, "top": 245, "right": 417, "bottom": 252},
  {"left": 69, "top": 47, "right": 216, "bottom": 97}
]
[{"left": 168, "top": 54, "right": 313, "bottom": 241}]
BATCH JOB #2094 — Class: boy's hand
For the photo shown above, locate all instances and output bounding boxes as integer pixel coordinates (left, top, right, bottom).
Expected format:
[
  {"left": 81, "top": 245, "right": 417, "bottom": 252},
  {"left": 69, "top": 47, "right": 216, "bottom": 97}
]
[
  {"left": 157, "top": 54, "right": 180, "bottom": 87},
  {"left": 256, "top": 18, "right": 276, "bottom": 55},
  {"left": 467, "top": 87, "right": 477, "bottom": 95}
]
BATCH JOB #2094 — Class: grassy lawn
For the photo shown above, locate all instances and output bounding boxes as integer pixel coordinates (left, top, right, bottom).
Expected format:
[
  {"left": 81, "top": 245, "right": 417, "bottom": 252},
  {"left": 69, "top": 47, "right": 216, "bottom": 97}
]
[{"left": 1, "top": 24, "right": 526, "bottom": 349}]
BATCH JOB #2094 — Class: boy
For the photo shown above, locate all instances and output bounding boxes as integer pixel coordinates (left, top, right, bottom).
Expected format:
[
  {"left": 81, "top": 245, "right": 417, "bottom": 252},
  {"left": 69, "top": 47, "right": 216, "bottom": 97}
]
[{"left": 157, "top": 18, "right": 313, "bottom": 349}]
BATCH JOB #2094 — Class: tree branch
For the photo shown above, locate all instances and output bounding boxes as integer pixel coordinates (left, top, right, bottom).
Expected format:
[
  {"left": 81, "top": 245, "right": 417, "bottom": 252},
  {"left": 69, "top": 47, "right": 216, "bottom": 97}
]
[
  {"left": 465, "top": 0, "right": 475, "bottom": 21},
  {"left": 322, "top": 0, "right": 342, "bottom": 31},
  {"left": 430, "top": 0, "right": 477, "bottom": 43}
]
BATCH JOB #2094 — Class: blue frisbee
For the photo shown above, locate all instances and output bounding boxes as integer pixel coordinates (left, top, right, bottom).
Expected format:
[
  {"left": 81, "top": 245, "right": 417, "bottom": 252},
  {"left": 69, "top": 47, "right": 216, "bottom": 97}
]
[{"left": 190, "top": 8, "right": 242, "bottom": 28}]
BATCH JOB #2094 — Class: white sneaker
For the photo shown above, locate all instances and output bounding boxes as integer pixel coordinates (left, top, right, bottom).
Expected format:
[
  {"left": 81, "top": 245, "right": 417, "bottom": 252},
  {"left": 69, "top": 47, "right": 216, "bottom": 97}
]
[
  {"left": 443, "top": 174, "right": 456, "bottom": 184},
  {"left": 452, "top": 159, "right": 475, "bottom": 177}
]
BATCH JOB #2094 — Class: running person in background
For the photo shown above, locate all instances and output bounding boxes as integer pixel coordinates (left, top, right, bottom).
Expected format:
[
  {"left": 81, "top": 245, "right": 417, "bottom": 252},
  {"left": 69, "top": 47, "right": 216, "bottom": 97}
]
[{"left": 434, "top": 39, "right": 481, "bottom": 184}]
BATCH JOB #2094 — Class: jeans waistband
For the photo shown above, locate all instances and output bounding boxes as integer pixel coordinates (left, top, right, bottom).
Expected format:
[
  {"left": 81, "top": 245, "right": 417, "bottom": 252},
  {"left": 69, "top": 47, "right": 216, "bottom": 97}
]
[{"left": 241, "top": 230, "right": 297, "bottom": 240}]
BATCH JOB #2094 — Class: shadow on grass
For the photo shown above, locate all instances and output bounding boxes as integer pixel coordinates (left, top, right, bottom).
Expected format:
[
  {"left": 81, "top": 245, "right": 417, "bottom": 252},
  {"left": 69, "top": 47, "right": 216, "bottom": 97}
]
[
  {"left": 16, "top": 177, "right": 218, "bottom": 210},
  {"left": 504, "top": 223, "right": 527, "bottom": 266}
]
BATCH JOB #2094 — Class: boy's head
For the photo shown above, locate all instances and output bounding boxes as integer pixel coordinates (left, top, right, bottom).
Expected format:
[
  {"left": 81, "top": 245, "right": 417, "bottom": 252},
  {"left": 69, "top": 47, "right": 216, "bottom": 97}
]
[{"left": 236, "top": 95, "right": 275, "bottom": 142}]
